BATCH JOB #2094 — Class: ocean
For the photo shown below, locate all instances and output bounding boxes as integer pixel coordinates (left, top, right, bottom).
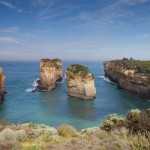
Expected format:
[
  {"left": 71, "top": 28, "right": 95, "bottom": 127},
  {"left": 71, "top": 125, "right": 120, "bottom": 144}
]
[{"left": 0, "top": 61, "right": 150, "bottom": 130}]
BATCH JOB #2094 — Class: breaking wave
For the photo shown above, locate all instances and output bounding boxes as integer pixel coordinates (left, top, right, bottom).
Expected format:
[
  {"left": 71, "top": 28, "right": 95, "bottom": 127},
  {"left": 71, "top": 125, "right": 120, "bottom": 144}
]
[
  {"left": 25, "top": 79, "right": 39, "bottom": 92},
  {"left": 98, "top": 76, "right": 117, "bottom": 86}
]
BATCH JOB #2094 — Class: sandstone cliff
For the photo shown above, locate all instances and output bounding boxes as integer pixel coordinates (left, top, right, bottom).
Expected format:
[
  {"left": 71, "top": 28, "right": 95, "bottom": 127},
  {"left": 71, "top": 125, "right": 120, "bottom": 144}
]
[
  {"left": 104, "top": 60, "right": 150, "bottom": 98},
  {"left": 66, "top": 64, "right": 96, "bottom": 100},
  {"left": 37, "top": 59, "right": 62, "bottom": 91},
  {"left": 0, "top": 67, "right": 5, "bottom": 103}
]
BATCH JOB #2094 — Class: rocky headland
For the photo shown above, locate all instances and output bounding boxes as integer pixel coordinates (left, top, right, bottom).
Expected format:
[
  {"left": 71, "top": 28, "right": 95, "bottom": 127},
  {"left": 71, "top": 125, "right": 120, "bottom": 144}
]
[
  {"left": 0, "top": 67, "right": 5, "bottom": 104},
  {"left": 37, "top": 59, "right": 62, "bottom": 91},
  {"left": 104, "top": 59, "right": 150, "bottom": 98},
  {"left": 66, "top": 64, "right": 96, "bottom": 100}
]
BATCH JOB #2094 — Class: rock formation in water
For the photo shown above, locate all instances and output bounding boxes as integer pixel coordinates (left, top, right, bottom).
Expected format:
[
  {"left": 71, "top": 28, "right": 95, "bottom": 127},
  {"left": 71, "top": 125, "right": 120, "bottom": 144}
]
[
  {"left": 37, "top": 59, "right": 62, "bottom": 91},
  {"left": 104, "top": 59, "right": 150, "bottom": 98},
  {"left": 66, "top": 64, "right": 96, "bottom": 100},
  {"left": 0, "top": 67, "right": 5, "bottom": 103}
]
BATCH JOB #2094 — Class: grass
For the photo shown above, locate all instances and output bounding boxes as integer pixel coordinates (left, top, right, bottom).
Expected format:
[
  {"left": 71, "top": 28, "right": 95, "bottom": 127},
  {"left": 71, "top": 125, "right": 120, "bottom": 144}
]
[
  {"left": 111, "top": 59, "right": 150, "bottom": 74},
  {"left": 57, "top": 124, "right": 79, "bottom": 138}
]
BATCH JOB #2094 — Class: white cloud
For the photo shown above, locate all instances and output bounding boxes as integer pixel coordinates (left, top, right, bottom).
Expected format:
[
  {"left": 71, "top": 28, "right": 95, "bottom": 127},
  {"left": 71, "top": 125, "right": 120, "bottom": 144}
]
[
  {"left": 137, "top": 34, "right": 150, "bottom": 38},
  {"left": 0, "top": 1, "right": 16, "bottom": 9},
  {"left": 0, "top": 0, "right": 24, "bottom": 13},
  {"left": 0, "top": 27, "right": 19, "bottom": 34},
  {"left": 0, "top": 36, "right": 18, "bottom": 43},
  {"left": 121, "top": 0, "right": 150, "bottom": 4}
]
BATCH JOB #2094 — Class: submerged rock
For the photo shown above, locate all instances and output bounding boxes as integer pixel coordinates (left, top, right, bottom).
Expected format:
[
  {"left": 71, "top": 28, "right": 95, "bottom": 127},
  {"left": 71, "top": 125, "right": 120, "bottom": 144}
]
[
  {"left": 37, "top": 59, "right": 62, "bottom": 91},
  {"left": 104, "top": 60, "right": 150, "bottom": 98},
  {"left": 0, "top": 67, "right": 5, "bottom": 104},
  {"left": 66, "top": 64, "right": 96, "bottom": 100}
]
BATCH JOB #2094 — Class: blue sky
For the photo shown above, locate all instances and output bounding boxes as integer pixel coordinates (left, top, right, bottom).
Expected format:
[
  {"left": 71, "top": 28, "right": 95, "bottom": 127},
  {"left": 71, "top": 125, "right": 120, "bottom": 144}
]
[{"left": 0, "top": 0, "right": 150, "bottom": 61}]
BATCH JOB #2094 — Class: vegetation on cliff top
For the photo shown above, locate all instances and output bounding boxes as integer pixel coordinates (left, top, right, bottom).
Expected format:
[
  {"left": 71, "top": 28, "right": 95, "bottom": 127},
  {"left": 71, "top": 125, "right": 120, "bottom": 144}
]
[
  {"left": 111, "top": 58, "right": 150, "bottom": 74},
  {"left": 41, "top": 58, "right": 62, "bottom": 69},
  {"left": 67, "top": 64, "right": 94, "bottom": 78},
  {"left": 0, "top": 108, "right": 149, "bottom": 150}
]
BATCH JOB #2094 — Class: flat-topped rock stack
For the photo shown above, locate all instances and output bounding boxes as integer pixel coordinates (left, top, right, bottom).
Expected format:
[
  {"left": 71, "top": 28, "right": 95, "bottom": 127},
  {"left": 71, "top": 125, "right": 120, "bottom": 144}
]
[
  {"left": 37, "top": 59, "right": 62, "bottom": 91},
  {"left": 0, "top": 67, "right": 5, "bottom": 103},
  {"left": 66, "top": 64, "right": 96, "bottom": 100}
]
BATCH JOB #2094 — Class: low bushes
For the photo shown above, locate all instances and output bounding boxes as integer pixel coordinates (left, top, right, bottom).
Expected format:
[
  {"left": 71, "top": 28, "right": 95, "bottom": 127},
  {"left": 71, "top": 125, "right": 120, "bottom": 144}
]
[
  {"left": 0, "top": 109, "right": 149, "bottom": 149},
  {"left": 57, "top": 125, "right": 79, "bottom": 138},
  {"left": 101, "top": 108, "right": 150, "bottom": 134}
]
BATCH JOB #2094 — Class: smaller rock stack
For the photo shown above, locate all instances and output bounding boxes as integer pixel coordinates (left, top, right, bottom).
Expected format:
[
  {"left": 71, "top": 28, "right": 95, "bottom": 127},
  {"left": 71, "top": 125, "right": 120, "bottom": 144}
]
[
  {"left": 37, "top": 59, "right": 62, "bottom": 91},
  {"left": 0, "top": 67, "right": 5, "bottom": 103},
  {"left": 66, "top": 64, "right": 96, "bottom": 100}
]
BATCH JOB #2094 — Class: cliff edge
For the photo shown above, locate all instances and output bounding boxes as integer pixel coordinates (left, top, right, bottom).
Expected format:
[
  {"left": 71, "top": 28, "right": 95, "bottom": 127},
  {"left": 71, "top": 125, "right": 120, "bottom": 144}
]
[
  {"left": 104, "top": 59, "right": 150, "bottom": 98},
  {"left": 0, "top": 67, "right": 5, "bottom": 103},
  {"left": 66, "top": 64, "right": 96, "bottom": 100}
]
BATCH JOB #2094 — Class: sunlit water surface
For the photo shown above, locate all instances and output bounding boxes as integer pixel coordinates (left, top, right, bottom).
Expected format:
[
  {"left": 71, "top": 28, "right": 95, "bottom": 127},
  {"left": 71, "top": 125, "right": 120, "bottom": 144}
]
[{"left": 0, "top": 61, "right": 150, "bottom": 130}]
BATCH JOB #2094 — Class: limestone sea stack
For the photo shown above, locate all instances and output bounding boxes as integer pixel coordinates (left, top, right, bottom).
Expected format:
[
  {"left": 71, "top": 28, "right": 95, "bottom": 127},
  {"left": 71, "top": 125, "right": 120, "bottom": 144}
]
[
  {"left": 66, "top": 64, "right": 96, "bottom": 100},
  {"left": 37, "top": 59, "right": 62, "bottom": 91},
  {"left": 104, "top": 59, "right": 150, "bottom": 98},
  {"left": 0, "top": 67, "right": 5, "bottom": 103}
]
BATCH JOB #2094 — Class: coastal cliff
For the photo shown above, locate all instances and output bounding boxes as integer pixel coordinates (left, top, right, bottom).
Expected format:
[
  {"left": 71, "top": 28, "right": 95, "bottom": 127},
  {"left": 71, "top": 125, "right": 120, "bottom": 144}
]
[
  {"left": 66, "top": 64, "right": 96, "bottom": 100},
  {"left": 104, "top": 59, "right": 150, "bottom": 98},
  {"left": 37, "top": 59, "right": 62, "bottom": 91},
  {"left": 0, "top": 67, "right": 5, "bottom": 103}
]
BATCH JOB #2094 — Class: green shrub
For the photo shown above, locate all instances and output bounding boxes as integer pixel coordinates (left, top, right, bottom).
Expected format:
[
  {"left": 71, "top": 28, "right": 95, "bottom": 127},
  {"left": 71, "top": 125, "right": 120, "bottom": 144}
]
[
  {"left": 101, "top": 114, "right": 126, "bottom": 131},
  {"left": 126, "top": 109, "right": 142, "bottom": 134},
  {"left": 126, "top": 109, "right": 141, "bottom": 121},
  {"left": 42, "top": 132, "right": 52, "bottom": 143},
  {"left": 28, "top": 122, "right": 37, "bottom": 129},
  {"left": 57, "top": 124, "right": 79, "bottom": 138},
  {"left": 23, "top": 145, "right": 39, "bottom": 150},
  {"left": 126, "top": 109, "right": 150, "bottom": 133},
  {"left": 67, "top": 64, "right": 91, "bottom": 77}
]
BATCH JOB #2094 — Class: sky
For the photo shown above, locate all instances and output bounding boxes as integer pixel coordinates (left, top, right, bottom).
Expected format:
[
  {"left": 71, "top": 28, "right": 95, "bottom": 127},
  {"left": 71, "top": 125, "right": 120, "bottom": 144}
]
[{"left": 0, "top": 0, "right": 150, "bottom": 61}]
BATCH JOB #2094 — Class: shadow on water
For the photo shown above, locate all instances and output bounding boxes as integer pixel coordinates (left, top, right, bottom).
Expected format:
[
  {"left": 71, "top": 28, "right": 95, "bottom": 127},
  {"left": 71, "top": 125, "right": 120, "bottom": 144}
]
[{"left": 67, "top": 96, "right": 96, "bottom": 121}]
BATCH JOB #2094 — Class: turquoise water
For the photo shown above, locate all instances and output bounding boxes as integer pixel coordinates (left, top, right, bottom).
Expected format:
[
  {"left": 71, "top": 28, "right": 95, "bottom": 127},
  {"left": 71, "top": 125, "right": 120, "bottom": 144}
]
[{"left": 0, "top": 61, "right": 150, "bottom": 130}]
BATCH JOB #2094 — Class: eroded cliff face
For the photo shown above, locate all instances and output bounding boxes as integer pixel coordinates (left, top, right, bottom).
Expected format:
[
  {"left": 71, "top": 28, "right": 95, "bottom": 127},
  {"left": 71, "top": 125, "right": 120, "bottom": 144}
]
[
  {"left": 0, "top": 67, "right": 5, "bottom": 103},
  {"left": 37, "top": 59, "right": 62, "bottom": 91},
  {"left": 104, "top": 61, "right": 150, "bottom": 98},
  {"left": 66, "top": 64, "right": 96, "bottom": 100}
]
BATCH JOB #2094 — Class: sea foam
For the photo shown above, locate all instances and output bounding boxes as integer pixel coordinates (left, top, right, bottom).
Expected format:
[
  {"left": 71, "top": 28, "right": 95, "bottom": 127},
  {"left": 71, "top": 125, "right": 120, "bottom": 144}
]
[
  {"left": 25, "top": 79, "right": 39, "bottom": 92},
  {"left": 98, "top": 76, "right": 117, "bottom": 87}
]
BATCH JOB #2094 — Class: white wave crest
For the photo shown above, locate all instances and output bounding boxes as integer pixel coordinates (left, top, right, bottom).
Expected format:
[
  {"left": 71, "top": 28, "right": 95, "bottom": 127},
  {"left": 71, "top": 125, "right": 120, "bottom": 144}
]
[
  {"left": 63, "top": 74, "right": 66, "bottom": 79},
  {"left": 25, "top": 79, "right": 39, "bottom": 92},
  {"left": 98, "top": 76, "right": 117, "bottom": 85}
]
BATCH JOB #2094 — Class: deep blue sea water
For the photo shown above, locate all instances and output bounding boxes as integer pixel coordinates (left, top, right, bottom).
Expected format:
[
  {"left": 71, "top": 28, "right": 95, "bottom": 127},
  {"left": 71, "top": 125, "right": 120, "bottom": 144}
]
[{"left": 0, "top": 61, "right": 150, "bottom": 130}]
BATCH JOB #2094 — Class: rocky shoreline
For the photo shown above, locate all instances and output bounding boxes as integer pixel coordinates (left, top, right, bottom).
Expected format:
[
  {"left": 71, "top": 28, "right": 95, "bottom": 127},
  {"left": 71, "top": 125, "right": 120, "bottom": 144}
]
[{"left": 104, "top": 60, "right": 150, "bottom": 98}]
